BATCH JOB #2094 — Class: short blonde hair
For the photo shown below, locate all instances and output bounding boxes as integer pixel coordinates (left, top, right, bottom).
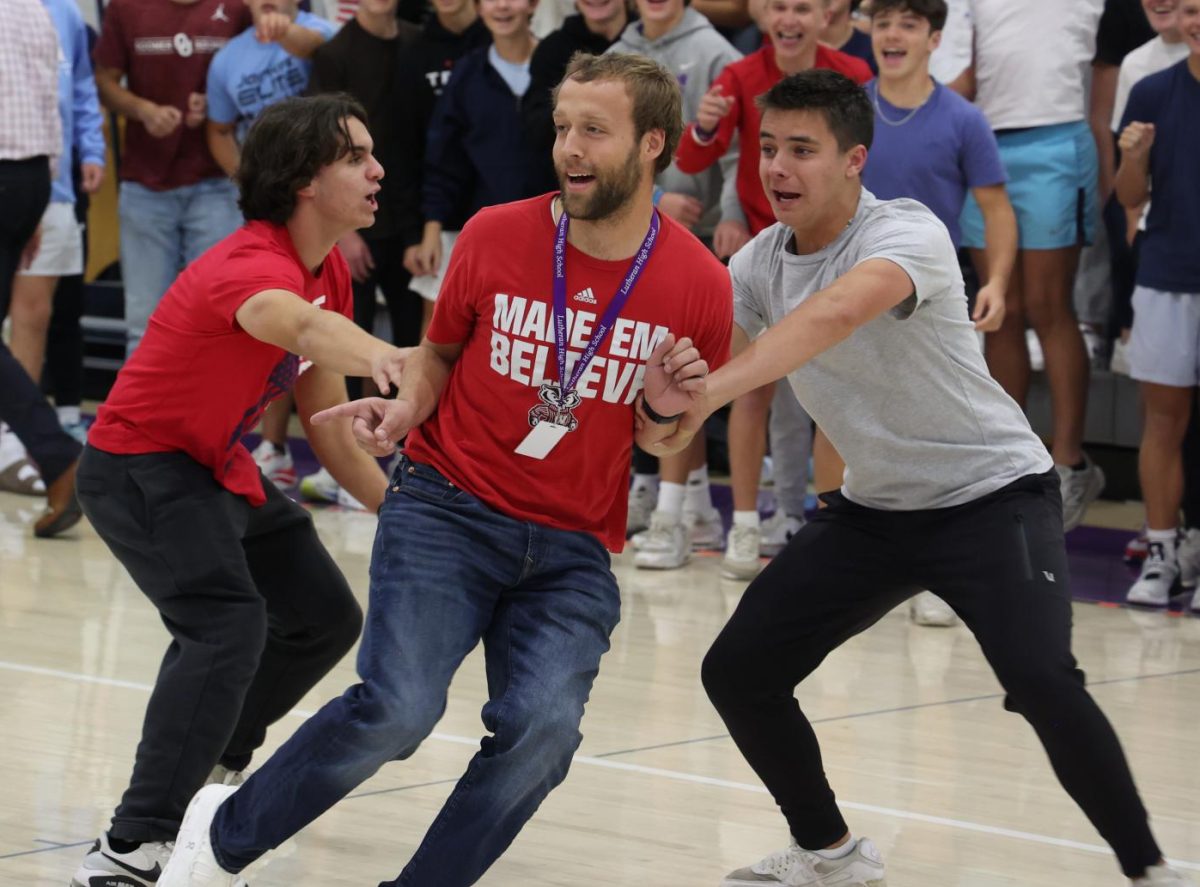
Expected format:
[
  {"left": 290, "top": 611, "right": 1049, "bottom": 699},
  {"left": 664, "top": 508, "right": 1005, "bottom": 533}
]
[{"left": 555, "top": 52, "right": 683, "bottom": 175}]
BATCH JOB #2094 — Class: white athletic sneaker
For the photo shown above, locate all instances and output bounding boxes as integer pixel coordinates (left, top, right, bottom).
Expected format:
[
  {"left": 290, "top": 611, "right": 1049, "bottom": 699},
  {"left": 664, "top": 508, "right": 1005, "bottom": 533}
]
[
  {"left": 157, "top": 785, "right": 239, "bottom": 887},
  {"left": 760, "top": 512, "right": 804, "bottom": 557},
  {"left": 71, "top": 833, "right": 174, "bottom": 887},
  {"left": 633, "top": 511, "right": 690, "bottom": 569},
  {"left": 722, "top": 524, "right": 762, "bottom": 580},
  {"left": 1177, "top": 528, "right": 1200, "bottom": 589},
  {"left": 298, "top": 467, "right": 339, "bottom": 504},
  {"left": 1133, "top": 863, "right": 1197, "bottom": 885},
  {"left": 721, "top": 838, "right": 887, "bottom": 886},
  {"left": 1126, "top": 541, "right": 1181, "bottom": 607},
  {"left": 687, "top": 505, "right": 725, "bottom": 550},
  {"left": 626, "top": 483, "right": 657, "bottom": 538},
  {"left": 909, "top": 591, "right": 958, "bottom": 627},
  {"left": 251, "top": 440, "right": 296, "bottom": 488},
  {"left": 1056, "top": 455, "right": 1105, "bottom": 532}
]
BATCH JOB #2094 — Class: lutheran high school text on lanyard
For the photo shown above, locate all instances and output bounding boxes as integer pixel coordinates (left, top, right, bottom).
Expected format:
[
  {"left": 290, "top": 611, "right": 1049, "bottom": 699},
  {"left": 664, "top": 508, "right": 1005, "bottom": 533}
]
[{"left": 515, "top": 203, "right": 661, "bottom": 460}]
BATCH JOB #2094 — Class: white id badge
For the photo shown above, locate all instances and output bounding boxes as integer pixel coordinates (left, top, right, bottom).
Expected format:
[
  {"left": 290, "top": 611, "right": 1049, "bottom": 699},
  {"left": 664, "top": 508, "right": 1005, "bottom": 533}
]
[{"left": 515, "top": 421, "right": 571, "bottom": 459}]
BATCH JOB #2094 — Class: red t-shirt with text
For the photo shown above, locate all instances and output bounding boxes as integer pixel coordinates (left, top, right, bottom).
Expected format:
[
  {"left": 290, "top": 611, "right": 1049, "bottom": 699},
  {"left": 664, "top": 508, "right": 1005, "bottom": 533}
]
[
  {"left": 89, "top": 221, "right": 352, "bottom": 505},
  {"left": 94, "top": 0, "right": 249, "bottom": 190},
  {"left": 405, "top": 194, "right": 733, "bottom": 552}
]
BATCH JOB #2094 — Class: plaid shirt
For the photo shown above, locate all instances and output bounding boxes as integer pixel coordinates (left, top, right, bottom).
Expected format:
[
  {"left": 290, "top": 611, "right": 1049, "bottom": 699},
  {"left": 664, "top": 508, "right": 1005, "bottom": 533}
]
[{"left": 0, "top": 0, "right": 63, "bottom": 162}]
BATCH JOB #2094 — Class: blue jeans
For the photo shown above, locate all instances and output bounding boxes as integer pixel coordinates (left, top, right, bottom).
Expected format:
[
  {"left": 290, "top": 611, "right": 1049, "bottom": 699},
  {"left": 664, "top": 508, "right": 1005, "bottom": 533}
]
[
  {"left": 211, "top": 459, "right": 621, "bottom": 886},
  {"left": 118, "top": 178, "right": 241, "bottom": 355}
]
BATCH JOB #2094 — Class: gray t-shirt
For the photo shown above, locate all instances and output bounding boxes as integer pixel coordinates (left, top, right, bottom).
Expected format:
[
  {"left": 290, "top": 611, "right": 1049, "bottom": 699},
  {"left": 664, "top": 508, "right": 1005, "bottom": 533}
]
[{"left": 731, "top": 189, "right": 1052, "bottom": 510}]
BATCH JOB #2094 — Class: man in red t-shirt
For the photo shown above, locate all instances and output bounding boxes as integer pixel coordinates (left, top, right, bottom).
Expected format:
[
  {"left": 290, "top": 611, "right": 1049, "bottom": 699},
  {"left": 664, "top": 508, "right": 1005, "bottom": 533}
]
[
  {"left": 70, "top": 94, "right": 406, "bottom": 887},
  {"left": 94, "top": 0, "right": 250, "bottom": 356},
  {"left": 160, "top": 54, "right": 731, "bottom": 887},
  {"left": 674, "top": 0, "right": 871, "bottom": 581}
]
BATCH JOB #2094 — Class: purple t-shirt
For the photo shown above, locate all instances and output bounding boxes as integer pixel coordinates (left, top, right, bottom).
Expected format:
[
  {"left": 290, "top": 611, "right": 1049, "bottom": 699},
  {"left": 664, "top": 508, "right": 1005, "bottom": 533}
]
[{"left": 862, "top": 81, "right": 1006, "bottom": 248}]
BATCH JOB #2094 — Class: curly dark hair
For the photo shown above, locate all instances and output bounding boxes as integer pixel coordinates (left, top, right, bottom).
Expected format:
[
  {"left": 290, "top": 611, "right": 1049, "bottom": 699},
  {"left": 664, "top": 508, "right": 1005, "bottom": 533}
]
[
  {"left": 756, "top": 69, "right": 874, "bottom": 153},
  {"left": 237, "top": 94, "right": 369, "bottom": 224}
]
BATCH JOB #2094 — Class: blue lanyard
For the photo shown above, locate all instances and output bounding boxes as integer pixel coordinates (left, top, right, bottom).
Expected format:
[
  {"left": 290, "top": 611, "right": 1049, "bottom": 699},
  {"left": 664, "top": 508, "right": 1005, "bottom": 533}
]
[{"left": 551, "top": 203, "right": 660, "bottom": 397}]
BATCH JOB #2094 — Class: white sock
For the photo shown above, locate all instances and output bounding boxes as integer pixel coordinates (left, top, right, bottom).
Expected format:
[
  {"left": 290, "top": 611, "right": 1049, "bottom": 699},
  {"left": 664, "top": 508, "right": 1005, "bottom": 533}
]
[
  {"left": 685, "top": 464, "right": 711, "bottom": 513},
  {"left": 732, "top": 509, "right": 760, "bottom": 529},
  {"left": 57, "top": 405, "right": 81, "bottom": 426},
  {"left": 656, "top": 482, "right": 686, "bottom": 517},
  {"left": 1146, "top": 528, "right": 1178, "bottom": 559},
  {"left": 631, "top": 473, "right": 660, "bottom": 494},
  {"left": 810, "top": 836, "right": 856, "bottom": 860}
]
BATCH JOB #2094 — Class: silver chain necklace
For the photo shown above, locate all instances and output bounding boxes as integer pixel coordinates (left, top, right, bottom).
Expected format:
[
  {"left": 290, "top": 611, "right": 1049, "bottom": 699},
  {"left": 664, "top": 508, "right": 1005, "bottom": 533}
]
[{"left": 872, "top": 81, "right": 933, "bottom": 127}]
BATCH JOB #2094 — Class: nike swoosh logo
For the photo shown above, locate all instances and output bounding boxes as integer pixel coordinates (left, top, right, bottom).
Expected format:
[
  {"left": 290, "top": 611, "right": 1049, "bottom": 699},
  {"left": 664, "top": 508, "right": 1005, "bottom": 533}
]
[{"left": 101, "top": 852, "right": 163, "bottom": 882}]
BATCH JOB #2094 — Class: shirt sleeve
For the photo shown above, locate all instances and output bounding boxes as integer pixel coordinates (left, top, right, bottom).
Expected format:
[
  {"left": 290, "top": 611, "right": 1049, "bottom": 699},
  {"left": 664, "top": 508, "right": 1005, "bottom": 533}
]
[
  {"left": 71, "top": 13, "right": 107, "bottom": 167},
  {"left": 205, "top": 46, "right": 239, "bottom": 125},
  {"left": 729, "top": 239, "right": 766, "bottom": 339},
  {"left": 92, "top": 0, "right": 128, "bottom": 73},
  {"left": 209, "top": 242, "right": 308, "bottom": 330},
  {"left": 674, "top": 63, "right": 738, "bottom": 175},
  {"left": 857, "top": 208, "right": 959, "bottom": 308},
  {"left": 423, "top": 214, "right": 483, "bottom": 346},
  {"left": 1119, "top": 73, "right": 1159, "bottom": 132},
  {"left": 959, "top": 104, "right": 1006, "bottom": 188}
]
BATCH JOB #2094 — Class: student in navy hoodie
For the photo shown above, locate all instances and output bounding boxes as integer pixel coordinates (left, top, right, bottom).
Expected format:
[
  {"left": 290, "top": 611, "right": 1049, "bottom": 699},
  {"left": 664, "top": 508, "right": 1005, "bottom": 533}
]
[{"left": 405, "top": 0, "right": 543, "bottom": 310}]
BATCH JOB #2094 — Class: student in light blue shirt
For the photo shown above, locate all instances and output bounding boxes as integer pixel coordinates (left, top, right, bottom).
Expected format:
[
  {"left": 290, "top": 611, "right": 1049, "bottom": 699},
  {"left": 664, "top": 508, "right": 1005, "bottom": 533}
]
[{"left": 205, "top": 0, "right": 335, "bottom": 174}]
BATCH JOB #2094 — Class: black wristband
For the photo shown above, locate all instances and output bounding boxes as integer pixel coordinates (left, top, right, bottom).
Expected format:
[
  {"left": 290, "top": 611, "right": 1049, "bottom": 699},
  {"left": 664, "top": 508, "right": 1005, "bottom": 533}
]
[
  {"left": 693, "top": 122, "right": 717, "bottom": 141},
  {"left": 641, "top": 393, "right": 683, "bottom": 425}
]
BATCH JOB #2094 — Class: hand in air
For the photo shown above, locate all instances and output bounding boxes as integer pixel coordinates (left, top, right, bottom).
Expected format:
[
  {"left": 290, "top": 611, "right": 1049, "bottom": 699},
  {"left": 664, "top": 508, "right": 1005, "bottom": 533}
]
[{"left": 642, "top": 333, "right": 708, "bottom": 420}]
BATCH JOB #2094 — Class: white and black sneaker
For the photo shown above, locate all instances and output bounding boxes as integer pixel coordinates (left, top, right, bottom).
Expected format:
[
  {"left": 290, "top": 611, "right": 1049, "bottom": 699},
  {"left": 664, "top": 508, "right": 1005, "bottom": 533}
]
[
  {"left": 71, "top": 833, "right": 174, "bottom": 887},
  {"left": 1126, "top": 540, "right": 1181, "bottom": 607},
  {"left": 721, "top": 837, "right": 887, "bottom": 886}
]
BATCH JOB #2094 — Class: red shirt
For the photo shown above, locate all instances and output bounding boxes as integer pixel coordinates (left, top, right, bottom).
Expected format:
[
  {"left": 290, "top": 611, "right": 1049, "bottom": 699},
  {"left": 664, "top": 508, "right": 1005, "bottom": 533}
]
[
  {"left": 405, "top": 195, "right": 733, "bottom": 552},
  {"left": 675, "top": 44, "right": 873, "bottom": 234},
  {"left": 93, "top": 0, "right": 249, "bottom": 190},
  {"left": 89, "top": 221, "right": 352, "bottom": 505}
]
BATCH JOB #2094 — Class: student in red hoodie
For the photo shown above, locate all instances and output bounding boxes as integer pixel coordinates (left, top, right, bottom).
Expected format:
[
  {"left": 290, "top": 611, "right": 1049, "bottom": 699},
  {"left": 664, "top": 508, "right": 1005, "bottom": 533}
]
[{"left": 675, "top": 0, "right": 870, "bottom": 580}]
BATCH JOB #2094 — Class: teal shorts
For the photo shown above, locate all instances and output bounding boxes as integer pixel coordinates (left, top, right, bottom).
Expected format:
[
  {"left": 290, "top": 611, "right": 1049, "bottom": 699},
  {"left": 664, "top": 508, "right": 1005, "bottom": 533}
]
[{"left": 961, "top": 120, "right": 1097, "bottom": 251}]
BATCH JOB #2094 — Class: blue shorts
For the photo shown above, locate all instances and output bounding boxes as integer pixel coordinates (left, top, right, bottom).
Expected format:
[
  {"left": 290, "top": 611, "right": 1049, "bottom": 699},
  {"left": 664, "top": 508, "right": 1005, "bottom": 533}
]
[{"left": 961, "top": 120, "right": 1097, "bottom": 251}]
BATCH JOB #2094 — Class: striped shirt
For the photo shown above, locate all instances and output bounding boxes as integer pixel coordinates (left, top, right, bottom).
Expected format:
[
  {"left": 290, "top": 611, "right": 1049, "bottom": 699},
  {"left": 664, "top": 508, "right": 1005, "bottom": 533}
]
[{"left": 0, "top": 0, "right": 63, "bottom": 161}]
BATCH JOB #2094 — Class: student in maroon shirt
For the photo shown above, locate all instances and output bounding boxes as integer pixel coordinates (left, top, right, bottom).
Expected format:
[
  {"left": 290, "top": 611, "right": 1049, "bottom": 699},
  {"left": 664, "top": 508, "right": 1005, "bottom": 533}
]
[{"left": 93, "top": 0, "right": 250, "bottom": 356}]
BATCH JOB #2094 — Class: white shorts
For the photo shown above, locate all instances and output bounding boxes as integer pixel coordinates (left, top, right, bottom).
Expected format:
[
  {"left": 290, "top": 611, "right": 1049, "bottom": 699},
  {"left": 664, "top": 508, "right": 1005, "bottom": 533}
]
[
  {"left": 408, "top": 230, "right": 459, "bottom": 303},
  {"left": 19, "top": 201, "right": 84, "bottom": 277},
  {"left": 1129, "top": 286, "right": 1200, "bottom": 387}
]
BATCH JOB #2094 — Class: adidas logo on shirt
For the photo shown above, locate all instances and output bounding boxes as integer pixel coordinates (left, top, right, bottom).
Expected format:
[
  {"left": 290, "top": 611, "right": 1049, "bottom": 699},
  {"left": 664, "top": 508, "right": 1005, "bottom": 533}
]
[{"left": 573, "top": 287, "right": 597, "bottom": 305}]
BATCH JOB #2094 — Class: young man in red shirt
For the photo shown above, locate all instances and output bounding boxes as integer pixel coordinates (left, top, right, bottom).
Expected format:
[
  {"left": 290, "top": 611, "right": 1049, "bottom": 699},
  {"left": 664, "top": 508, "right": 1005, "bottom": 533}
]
[
  {"left": 158, "top": 53, "right": 732, "bottom": 887},
  {"left": 70, "top": 94, "right": 404, "bottom": 887},
  {"left": 676, "top": 0, "right": 872, "bottom": 580}
]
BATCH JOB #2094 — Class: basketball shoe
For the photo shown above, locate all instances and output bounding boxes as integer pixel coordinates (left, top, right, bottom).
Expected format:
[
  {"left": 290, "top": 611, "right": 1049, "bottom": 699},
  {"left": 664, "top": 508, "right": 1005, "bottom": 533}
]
[
  {"left": 721, "top": 838, "right": 887, "bottom": 886},
  {"left": 71, "top": 833, "right": 174, "bottom": 887}
]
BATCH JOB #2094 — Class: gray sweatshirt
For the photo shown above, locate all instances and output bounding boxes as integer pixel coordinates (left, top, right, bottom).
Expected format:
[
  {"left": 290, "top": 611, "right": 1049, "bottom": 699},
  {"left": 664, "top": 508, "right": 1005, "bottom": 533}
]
[{"left": 609, "top": 8, "right": 744, "bottom": 237}]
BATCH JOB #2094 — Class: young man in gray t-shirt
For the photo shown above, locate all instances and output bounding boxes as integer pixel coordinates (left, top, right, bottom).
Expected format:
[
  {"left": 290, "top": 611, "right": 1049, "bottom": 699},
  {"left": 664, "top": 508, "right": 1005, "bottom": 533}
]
[{"left": 686, "top": 71, "right": 1191, "bottom": 887}]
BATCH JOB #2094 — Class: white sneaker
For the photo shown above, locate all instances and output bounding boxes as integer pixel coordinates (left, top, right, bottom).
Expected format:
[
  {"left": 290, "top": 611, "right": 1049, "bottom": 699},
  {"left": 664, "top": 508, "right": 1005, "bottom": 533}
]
[
  {"left": 633, "top": 511, "right": 690, "bottom": 569},
  {"left": 1133, "top": 864, "right": 1197, "bottom": 885},
  {"left": 760, "top": 512, "right": 804, "bottom": 557},
  {"left": 721, "top": 838, "right": 887, "bottom": 886},
  {"left": 1126, "top": 540, "right": 1180, "bottom": 607},
  {"left": 909, "top": 590, "right": 958, "bottom": 627},
  {"left": 1177, "top": 528, "right": 1200, "bottom": 589},
  {"left": 722, "top": 524, "right": 762, "bottom": 580},
  {"left": 251, "top": 440, "right": 296, "bottom": 488},
  {"left": 627, "top": 483, "right": 657, "bottom": 539},
  {"left": 1080, "top": 324, "right": 1109, "bottom": 369},
  {"left": 687, "top": 505, "right": 725, "bottom": 550},
  {"left": 1027, "top": 329, "right": 1045, "bottom": 372},
  {"left": 71, "top": 833, "right": 174, "bottom": 887},
  {"left": 298, "top": 467, "right": 339, "bottom": 504},
  {"left": 1056, "top": 455, "right": 1105, "bottom": 532},
  {"left": 157, "top": 784, "right": 240, "bottom": 887}
]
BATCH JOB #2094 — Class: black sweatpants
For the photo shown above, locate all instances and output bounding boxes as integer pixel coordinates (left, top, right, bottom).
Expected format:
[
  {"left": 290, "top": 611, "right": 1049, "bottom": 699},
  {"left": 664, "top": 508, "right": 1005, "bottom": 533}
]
[
  {"left": 702, "top": 471, "right": 1162, "bottom": 879},
  {"left": 0, "top": 157, "right": 80, "bottom": 484},
  {"left": 76, "top": 446, "right": 364, "bottom": 842}
]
